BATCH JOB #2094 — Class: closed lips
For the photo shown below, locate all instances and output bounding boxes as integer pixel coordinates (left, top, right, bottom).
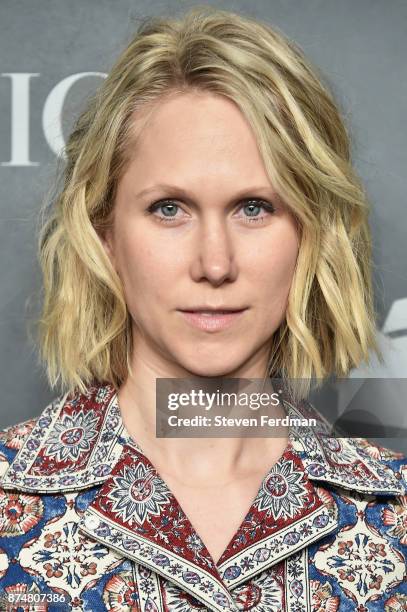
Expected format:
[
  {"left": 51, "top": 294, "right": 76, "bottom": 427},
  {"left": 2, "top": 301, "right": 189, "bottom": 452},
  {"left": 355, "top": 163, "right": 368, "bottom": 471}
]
[
  {"left": 177, "top": 308, "right": 248, "bottom": 331},
  {"left": 179, "top": 307, "right": 248, "bottom": 313},
  {"left": 184, "top": 310, "right": 243, "bottom": 314}
]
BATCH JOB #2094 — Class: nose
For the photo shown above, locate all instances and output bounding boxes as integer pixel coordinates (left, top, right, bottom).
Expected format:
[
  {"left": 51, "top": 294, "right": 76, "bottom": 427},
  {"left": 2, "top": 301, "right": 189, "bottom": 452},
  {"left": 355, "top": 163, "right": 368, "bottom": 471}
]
[{"left": 189, "top": 215, "right": 238, "bottom": 286}]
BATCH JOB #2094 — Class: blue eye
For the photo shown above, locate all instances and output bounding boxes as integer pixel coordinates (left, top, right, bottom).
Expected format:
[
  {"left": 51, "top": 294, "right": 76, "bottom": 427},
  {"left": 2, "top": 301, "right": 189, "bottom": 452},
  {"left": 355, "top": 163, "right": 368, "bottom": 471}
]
[
  {"left": 146, "top": 200, "right": 181, "bottom": 223},
  {"left": 239, "top": 199, "right": 275, "bottom": 223},
  {"left": 154, "top": 201, "right": 178, "bottom": 216},
  {"left": 243, "top": 202, "right": 263, "bottom": 216}
]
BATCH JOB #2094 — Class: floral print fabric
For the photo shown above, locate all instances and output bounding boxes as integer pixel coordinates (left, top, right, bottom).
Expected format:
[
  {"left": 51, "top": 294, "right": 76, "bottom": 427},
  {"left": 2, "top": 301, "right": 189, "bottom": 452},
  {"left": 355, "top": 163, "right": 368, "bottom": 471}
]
[{"left": 0, "top": 382, "right": 405, "bottom": 611}]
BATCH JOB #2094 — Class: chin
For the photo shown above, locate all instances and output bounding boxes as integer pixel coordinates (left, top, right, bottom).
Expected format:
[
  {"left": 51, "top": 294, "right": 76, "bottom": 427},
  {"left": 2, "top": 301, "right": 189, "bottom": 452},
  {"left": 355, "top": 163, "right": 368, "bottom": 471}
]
[
  {"left": 179, "top": 354, "right": 247, "bottom": 378},
  {"left": 187, "top": 367, "right": 234, "bottom": 378},
  {"left": 168, "top": 338, "right": 258, "bottom": 377}
]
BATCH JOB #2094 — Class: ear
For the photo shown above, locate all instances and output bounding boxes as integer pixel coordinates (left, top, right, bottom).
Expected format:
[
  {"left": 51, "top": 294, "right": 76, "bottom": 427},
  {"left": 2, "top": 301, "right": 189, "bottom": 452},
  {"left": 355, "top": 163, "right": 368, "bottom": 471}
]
[{"left": 97, "top": 226, "right": 117, "bottom": 272}]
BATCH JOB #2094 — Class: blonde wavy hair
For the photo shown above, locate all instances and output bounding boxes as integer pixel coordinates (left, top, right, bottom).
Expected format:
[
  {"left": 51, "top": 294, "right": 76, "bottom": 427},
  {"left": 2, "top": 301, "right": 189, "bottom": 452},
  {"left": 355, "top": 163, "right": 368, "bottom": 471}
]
[{"left": 36, "top": 6, "right": 383, "bottom": 399}]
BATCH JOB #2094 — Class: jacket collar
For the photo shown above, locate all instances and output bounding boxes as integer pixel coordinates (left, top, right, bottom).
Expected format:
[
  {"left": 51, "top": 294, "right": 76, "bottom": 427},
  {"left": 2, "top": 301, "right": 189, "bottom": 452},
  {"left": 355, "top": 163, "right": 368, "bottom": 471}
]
[
  {"left": 1, "top": 381, "right": 404, "bottom": 497},
  {"left": 1, "top": 381, "right": 405, "bottom": 611},
  {"left": 78, "top": 430, "right": 338, "bottom": 611},
  {"left": 0, "top": 383, "right": 127, "bottom": 493}
]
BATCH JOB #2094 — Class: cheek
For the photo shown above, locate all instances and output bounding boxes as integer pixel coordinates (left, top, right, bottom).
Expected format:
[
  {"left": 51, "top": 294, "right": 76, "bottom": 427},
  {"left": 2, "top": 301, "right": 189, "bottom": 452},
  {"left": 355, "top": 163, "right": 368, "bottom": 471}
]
[
  {"left": 115, "top": 230, "right": 176, "bottom": 311},
  {"left": 246, "top": 232, "right": 298, "bottom": 310}
]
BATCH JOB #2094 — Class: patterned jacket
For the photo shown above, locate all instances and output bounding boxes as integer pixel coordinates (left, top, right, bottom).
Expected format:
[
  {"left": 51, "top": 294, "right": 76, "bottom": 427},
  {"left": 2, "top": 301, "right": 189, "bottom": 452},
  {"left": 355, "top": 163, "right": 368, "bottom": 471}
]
[{"left": 0, "top": 382, "right": 406, "bottom": 611}]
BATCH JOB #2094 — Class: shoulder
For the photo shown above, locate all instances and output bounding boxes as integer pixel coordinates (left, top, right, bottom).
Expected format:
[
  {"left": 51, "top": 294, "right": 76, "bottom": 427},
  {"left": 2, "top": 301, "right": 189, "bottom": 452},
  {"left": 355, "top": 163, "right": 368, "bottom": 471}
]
[
  {"left": 0, "top": 390, "right": 70, "bottom": 472},
  {"left": 0, "top": 417, "right": 38, "bottom": 452},
  {"left": 320, "top": 438, "right": 407, "bottom": 555},
  {"left": 0, "top": 382, "right": 116, "bottom": 464},
  {"left": 290, "top": 395, "right": 407, "bottom": 494},
  {"left": 0, "top": 417, "right": 39, "bottom": 480},
  {"left": 352, "top": 436, "right": 407, "bottom": 492},
  {"left": 0, "top": 385, "right": 95, "bottom": 482},
  {"left": 355, "top": 436, "right": 407, "bottom": 462},
  {"left": 0, "top": 382, "right": 123, "bottom": 497}
]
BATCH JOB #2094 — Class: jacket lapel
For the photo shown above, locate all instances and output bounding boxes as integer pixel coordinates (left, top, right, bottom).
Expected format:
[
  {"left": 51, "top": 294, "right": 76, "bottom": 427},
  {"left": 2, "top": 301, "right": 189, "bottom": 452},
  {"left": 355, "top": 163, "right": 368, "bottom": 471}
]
[
  {"left": 78, "top": 441, "right": 239, "bottom": 611},
  {"left": 77, "top": 426, "right": 339, "bottom": 610}
]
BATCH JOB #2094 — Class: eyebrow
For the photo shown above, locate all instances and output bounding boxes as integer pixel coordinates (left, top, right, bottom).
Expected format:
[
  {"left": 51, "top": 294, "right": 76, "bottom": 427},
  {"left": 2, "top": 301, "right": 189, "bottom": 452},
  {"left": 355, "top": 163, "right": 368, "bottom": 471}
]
[{"left": 134, "top": 183, "right": 281, "bottom": 202}]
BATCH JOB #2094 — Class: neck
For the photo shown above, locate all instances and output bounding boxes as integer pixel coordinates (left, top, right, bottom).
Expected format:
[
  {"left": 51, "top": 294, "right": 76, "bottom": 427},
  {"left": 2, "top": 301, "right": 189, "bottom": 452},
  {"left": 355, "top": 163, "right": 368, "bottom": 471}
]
[{"left": 117, "top": 335, "right": 289, "bottom": 483}]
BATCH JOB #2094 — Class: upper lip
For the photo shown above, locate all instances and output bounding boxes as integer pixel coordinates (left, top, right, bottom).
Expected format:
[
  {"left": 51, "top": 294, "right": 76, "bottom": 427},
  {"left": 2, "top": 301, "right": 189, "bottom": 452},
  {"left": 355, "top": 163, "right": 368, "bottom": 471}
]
[{"left": 178, "top": 306, "right": 248, "bottom": 312}]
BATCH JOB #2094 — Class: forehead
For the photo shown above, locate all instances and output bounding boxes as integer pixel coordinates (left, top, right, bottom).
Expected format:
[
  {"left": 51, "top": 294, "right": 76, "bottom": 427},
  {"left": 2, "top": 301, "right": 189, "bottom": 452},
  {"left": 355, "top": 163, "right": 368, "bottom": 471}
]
[{"left": 121, "top": 91, "right": 270, "bottom": 185}]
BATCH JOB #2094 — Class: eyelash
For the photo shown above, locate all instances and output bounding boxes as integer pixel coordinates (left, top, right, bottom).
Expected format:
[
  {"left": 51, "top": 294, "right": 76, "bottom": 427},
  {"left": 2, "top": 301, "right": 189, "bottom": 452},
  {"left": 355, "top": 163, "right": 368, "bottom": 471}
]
[{"left": 146, "top": 198, "right": 276, "bottom": 225}]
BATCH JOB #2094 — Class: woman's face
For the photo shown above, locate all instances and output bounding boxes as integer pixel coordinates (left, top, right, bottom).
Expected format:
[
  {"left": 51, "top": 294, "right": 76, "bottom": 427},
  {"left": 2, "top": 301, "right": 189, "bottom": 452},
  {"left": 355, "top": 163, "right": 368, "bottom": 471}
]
[{"left": 102, "top": 91, "right": 299, "bottom": 377}]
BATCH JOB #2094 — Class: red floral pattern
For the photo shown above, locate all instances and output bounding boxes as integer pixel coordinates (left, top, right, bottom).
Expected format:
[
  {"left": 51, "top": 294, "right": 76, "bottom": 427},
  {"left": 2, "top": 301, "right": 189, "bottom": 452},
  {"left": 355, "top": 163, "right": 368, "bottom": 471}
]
[{"left": 0, "top": 491, "right": 43, "bottom": 537}]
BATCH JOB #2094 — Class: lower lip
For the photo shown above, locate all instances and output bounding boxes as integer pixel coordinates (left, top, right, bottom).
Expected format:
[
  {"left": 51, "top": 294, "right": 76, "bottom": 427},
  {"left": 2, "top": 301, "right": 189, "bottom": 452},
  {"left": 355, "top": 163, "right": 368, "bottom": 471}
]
[{"left": 179, "top": 310, "right": 247, "bottom": 332}]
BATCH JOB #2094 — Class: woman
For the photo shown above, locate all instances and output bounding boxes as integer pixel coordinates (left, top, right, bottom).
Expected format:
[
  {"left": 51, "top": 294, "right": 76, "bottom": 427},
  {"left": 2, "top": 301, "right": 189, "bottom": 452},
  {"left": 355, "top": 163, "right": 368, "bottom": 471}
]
[{"left": 0, "top": 6, "right": 406, "bottom": 611}]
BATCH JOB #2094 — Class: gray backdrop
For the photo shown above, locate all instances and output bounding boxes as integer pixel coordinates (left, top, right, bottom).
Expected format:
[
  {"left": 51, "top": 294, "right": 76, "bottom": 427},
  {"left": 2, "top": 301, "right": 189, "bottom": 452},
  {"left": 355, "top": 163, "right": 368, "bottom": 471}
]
[{"left": 1, "top": 0, "right": 406, "bottom": 449}]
